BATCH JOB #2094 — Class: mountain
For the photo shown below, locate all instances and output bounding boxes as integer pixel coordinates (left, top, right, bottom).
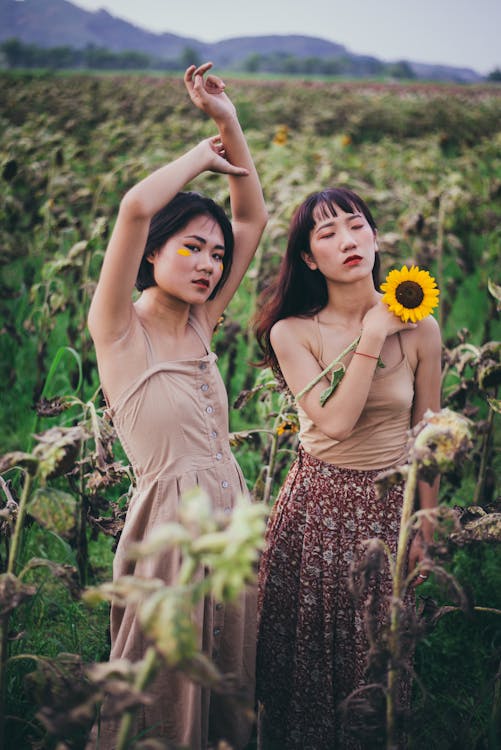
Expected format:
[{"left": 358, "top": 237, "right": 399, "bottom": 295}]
[{"left": 0, "top": 0, "right": 484, "bottom": 82}]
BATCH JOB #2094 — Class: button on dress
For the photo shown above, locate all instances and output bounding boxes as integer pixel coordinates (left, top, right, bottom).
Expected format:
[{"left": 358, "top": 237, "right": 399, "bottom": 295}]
[{"left": 97, "top": 315, "right": 257, "bottom": 749}]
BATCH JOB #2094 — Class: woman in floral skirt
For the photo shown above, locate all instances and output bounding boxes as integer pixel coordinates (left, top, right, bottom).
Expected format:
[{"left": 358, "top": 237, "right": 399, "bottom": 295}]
[{"left": 253, "top": 188, "right": 442, "bottom": 749}]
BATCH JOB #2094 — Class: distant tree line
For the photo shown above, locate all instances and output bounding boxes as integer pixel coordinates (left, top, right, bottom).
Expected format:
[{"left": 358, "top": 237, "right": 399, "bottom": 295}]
[
  {"left": 0, "top": 38, "right": 185, "bottom": 71},
  {"left": 1, "top": 38, "right": 499, "bottom": 80},
  {"left": 238, "top": 51, "right": 416, "bottom": 79},
  {"left": 0, "top": 38, "right": 415, "bottom": 77}
]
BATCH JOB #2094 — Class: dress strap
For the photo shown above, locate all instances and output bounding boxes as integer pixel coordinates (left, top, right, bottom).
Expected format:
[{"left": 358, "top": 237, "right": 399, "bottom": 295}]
[
  {"left": 188, "top": 314, "right": 211, "bottom": 355},
  {"left": 141, "top": 325, "right": 156, "bottom": 366},
  {"left": 396, "top": 331, "right": 405, "bottom": 359},
  {"left": 314, "top": 314, "right": 327, "bottom": 368}
]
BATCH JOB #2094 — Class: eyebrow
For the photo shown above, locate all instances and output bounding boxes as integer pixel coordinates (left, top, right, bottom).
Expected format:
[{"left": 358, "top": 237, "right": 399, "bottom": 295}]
[
  {"left": 313, "top": 213, "right": 363, "bottom": 234},
  {"left": 184, "top": 234, "right": 225, "bottom": 252}
]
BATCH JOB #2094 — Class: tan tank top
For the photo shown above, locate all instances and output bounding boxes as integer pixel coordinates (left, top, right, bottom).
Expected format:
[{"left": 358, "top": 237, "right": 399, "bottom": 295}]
[{"left": 297, "top": 318, "right": 414, "bottom": 470}]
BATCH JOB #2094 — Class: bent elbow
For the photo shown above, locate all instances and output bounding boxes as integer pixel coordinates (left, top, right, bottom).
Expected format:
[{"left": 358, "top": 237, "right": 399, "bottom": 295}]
[
  {"left": 316, "top": 417, "right": 354, "bottom": 442},
  {"left": 119, "top": 189, "right": 150, "bottom": 221},
  {"left": 325, "top": 429, "right": 352, "bottom": 442}
]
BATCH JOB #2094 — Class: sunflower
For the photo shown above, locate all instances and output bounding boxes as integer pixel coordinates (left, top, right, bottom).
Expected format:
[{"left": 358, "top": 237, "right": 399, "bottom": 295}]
[{"left": 381, "top": 265, "right": 440, "bottom": 323}]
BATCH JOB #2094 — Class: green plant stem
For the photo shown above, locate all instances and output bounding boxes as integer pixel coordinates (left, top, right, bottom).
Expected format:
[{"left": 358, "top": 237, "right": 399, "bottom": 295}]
[
  {"left": 436, "top": 193, "right": 446, "bottom": 330},
  {"left": 115, "top": 646, "right": 158, "bottom": 750},
  {"left": 295, "top": 335, "right": 360, "bottom": 401},
  {"left": 473, "top": 400, "right": 495, "bottom": 506},
  {"left": 490, "top": 656, "right": 501, "bottom": 749},
  {"left": 0, "top": 614, "right": 9, "bottom": 750},
  {"left": 0, "top": 471, "right": 35, "bottom": 746},
  {"left": 7, "top": 471, "right": 33, "bottom": 575},
  {"left": 263, "top": 430, "right": 279, "bottom": 506},
  {"left": 386, "top": 459, "right": 418, "bottom": 750}
]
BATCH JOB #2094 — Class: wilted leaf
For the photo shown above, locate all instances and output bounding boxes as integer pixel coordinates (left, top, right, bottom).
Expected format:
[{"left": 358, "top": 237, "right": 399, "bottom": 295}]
[
  {"left": 28, "top": 487, "right": 77, "bottom": 539},
  {"left": 487, "top": 397, "right": 501, "bottom": 414},
  {"left": 487, "top": 277, "right": 501, "bottom": 310},
  {"left": 0, "top": 450, "right": 39, "bottom": 475},
  {"left": 320, "top": 364, "right": 345, "bottom": 407},
  {"left": 449, "top": 512, "right": 501, "bottom": 546},
  {"left": 33, "top": 425, "right": 86, "bottom": 482},
  {"left": 25, "top": 653, "right": 99, "bottom": 740},
  {"left": 0, "top": 572, "right": 36, "bottom": 615}
]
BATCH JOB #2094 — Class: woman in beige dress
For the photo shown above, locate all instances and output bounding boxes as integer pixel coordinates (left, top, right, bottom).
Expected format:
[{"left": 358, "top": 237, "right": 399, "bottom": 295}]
[{"left": 87, "top": 62, "right": 267, "bottom": 748}]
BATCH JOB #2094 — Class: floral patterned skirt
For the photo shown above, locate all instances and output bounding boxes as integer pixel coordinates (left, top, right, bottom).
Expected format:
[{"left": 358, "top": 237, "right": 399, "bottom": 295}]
[{"left": 256, "top": 446, "right": 410, "bottom": 750}]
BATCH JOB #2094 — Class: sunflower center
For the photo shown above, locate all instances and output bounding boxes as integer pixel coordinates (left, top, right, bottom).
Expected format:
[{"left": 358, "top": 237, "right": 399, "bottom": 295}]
[{"left": 395, "top": 280, "right": 424, "bottom": 309}]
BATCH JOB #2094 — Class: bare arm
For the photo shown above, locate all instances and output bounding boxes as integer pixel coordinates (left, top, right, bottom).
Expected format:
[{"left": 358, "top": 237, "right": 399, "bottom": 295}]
[
  {"left": 184, "top": 63, "right": 268, "bottom": 329},
  {"left": 273, "top": 300, "right": 417, "bottom": 440},
  {"left": 88, "top": 133, "right": 248, "bottom": 346}
]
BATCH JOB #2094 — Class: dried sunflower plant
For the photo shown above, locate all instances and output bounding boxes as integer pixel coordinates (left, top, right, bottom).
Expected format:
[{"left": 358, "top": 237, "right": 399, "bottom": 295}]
[
  {"left": 0, "top": 380, "right": 131, "bottom": 749},
  {"left": 341, "top": 279, "right": 501, "bottom": 749}
]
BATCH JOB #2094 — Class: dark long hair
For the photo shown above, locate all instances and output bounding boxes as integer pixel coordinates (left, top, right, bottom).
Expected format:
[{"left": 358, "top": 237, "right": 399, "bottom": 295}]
[
  {"left": 254, "top": 187, "right": 380, "bottom": 377},
  {"left": 136, "top": 191, "right": 234, "bottom": 300}
]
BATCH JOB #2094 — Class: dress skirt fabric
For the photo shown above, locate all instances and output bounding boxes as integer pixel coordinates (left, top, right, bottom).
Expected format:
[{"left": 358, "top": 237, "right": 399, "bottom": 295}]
[
  {"left": 256, "top": 445, "right": 410, "bottom": 750},
  {"left": 88, "top": 315, "right": 257, "bottom": 749}
]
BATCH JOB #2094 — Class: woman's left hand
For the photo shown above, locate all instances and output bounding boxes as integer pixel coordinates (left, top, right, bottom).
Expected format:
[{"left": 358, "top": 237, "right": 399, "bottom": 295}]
[
  {"left": 408, "top": 534, "right": 431, "bottom": 587},
  {"left": 184, "top": 62, "right": 237, "bottom": 121}
]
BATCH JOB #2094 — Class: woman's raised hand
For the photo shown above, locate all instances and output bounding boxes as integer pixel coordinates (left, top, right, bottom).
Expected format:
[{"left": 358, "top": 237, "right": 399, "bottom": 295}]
[
  {"left": 184, "top": 62, "right": 237, "bottom": 121},
  {"left": 200, "top": 135, "right": 249, "bottom": 176}
]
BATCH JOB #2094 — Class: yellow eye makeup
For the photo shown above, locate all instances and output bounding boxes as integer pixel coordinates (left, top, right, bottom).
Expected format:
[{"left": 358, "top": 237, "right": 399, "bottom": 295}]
[{"left": 177, "top": 247, "right": 192, "bottom": 256}]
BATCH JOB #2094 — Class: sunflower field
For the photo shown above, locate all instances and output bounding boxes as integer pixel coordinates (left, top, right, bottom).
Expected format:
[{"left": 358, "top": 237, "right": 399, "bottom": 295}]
[{"left": 1, "top": 71, "right": 501, "bottom": 749}]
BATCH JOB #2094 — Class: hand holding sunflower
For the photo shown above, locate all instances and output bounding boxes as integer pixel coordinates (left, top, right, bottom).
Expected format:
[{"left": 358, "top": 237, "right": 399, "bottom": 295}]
[{"left": 297, "top": 265, "right": 440, "bottom": 407}]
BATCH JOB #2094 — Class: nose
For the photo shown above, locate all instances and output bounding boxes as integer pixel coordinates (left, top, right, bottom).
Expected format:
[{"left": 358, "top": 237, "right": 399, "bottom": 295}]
[
  {"left": 340, "top": 228, "right": 357, "bottom": 252},
  {"left": 195, "top": 250, "right": 213, "bottom": 273}
]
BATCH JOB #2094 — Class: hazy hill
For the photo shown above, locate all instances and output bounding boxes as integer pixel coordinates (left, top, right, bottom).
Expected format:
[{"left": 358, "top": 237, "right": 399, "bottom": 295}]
[{"left": 0, "top": 0, "right": 484, "bottom": 82}]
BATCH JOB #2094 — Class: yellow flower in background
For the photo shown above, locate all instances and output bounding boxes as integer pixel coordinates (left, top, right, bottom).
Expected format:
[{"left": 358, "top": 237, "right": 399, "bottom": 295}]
[
  {"left": 273, "top": 124, "right": 289, "bottom": 146},
  {"left": 276, "top": 419, "right": 299, "bottom": 436},
  {"left": 340, "top": 134, "right": 352, "bottom": 147},
  {"left": 381, "top": 265, "right": 440, "bottom": 323}
]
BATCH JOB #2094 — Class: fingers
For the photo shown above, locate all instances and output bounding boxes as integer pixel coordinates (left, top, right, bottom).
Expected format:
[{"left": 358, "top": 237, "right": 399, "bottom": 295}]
[
  {"left": 206, "top": 137, "right": 249, "bottom": 176},
  {"left": 209, "top": 135, "right": 226, "bottom": 158},
  {"left": 185, "top": 61, "right": 225, "bottom": 97}
]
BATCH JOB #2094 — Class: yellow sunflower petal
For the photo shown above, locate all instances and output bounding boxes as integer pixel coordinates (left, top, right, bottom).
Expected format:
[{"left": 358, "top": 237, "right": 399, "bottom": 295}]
[{"left": 381, "top": 264, "right": 440, "bottom": 323}]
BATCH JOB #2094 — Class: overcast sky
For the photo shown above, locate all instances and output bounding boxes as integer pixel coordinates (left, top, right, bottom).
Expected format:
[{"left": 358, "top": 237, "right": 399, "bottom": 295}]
[{"left": 69, "top": 0, "right": 501, "bottom": 75}]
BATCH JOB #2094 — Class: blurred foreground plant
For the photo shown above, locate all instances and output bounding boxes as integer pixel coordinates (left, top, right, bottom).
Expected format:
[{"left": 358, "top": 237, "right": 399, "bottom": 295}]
[{"left": 83, "top": 487, "right": 267, "bottom": 750}]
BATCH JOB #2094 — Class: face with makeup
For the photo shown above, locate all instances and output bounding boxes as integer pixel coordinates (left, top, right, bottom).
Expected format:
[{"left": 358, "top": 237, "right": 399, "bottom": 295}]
[
  {"left": 302, "top": 204, "right": 377, "bottom": 283},
  {"left": 147, "top": 214, "right": 225, "bottom": 303}
]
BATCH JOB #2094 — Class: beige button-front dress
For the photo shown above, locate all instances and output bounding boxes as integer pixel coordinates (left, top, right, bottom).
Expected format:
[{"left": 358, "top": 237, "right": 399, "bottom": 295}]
[{"left": 95, "top": 314, "right": 257, "bottom": 749}]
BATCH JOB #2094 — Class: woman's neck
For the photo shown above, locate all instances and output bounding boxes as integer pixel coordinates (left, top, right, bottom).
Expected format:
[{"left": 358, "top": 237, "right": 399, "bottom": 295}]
[
  {"left": 322, "top": 278, "right": 381, "bottom": 327},
  {"left": 135, "top": 287, "right": 191, "bottom": 337}
]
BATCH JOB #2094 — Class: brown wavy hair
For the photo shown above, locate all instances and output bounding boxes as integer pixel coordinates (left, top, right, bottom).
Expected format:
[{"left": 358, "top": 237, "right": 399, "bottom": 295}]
[{"left": 254, "top": 188, "right": 380, "bottom": 378}]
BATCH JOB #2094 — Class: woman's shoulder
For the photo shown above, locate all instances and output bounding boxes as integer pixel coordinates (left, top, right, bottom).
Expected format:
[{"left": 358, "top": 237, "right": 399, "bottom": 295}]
[
  {"left": 415, "top": 313, "right": 442, "bottom": 346},
  {"left": 270, "top": 315, "right": 315, "bottom": 351}
]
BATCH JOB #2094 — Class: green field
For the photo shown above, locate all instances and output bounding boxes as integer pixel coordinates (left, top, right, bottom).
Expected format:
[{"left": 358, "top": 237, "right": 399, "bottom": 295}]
[{"left": 1, "top": 71, "right": 500, "bottom": 749}]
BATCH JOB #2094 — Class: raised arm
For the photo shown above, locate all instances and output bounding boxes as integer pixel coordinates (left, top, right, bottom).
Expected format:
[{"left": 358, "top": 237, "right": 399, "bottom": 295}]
[
  {"left": 184, "top": 63, "right": 268, "bottom": 328},
  {"left": 88, "top": 128, "right": 249, "bottom": 346}
]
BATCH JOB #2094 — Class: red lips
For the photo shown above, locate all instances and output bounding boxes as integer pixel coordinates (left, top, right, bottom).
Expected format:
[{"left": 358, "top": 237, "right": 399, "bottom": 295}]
[
  {"left": 192, "top": 278, "right": 210, "bottom": 288},
  {"left": 343, "top": 255, "right": 362, "bottom": 266}
]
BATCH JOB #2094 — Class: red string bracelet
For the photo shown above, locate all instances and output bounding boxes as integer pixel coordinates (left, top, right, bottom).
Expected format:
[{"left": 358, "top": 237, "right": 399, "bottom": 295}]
[{"left": 355, "top": 350, "right": 379, "bottom": 360}]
